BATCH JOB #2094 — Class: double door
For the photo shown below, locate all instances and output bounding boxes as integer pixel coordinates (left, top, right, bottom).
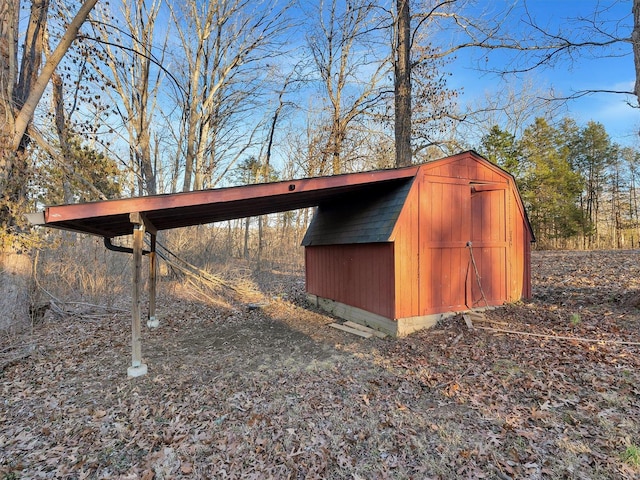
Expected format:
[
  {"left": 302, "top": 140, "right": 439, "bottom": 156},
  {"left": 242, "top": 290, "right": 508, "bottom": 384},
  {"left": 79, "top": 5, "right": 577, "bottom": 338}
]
[{"left": 418, "top": 179, "right": 509, "bottom": 313}]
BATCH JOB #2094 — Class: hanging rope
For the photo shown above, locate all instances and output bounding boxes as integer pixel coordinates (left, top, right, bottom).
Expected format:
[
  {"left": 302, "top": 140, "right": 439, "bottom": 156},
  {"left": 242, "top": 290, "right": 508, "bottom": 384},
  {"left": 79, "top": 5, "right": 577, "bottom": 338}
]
[{"left": 466, "top": 241, "right": 489, "bottom": 307}]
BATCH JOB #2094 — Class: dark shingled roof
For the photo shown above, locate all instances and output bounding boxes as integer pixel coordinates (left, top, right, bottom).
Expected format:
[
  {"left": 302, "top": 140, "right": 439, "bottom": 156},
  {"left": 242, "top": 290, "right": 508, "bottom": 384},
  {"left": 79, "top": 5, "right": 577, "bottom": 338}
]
[{"left": 301, "top": 177, "right": 414, "bottom": 246}]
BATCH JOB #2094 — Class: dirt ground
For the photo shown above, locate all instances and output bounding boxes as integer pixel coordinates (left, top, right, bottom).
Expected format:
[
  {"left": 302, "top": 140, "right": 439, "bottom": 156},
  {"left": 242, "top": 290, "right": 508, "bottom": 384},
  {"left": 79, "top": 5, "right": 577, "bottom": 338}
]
[{"left": 1, "top": 250, "right": 640, "bottom": 479}]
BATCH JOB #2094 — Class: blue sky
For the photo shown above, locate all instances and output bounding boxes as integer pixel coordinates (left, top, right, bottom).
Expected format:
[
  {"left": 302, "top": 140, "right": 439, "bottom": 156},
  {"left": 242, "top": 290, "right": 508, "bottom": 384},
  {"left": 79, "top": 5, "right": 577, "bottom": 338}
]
[{"left": 448, "top": 0, "right": 638, "bottom": 146}]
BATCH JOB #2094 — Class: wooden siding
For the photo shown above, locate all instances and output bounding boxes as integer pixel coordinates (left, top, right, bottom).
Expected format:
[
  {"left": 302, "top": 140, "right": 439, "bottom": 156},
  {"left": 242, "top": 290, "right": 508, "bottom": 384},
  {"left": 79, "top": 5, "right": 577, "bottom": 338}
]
[
  {"left": 305, "top": 243, "right": 395, "bottom": 319},
  {"left": 390, "top": 179, "right": 419, "bottom": 319},
  {"left": 513, "top": 187, "right": 533, "bottom": 299},
  {"left": 520, "top": 228, "right": 533, "bottom": 298},
  {"left": 424, "top": 152, "right": 504, "bottom": 182},
  {"left": 469, "top": 186, "right": 508, "bottom": 306},
  {"left": 511, "top": 188, "right": 526, "bottom": 300},
  {"left": 418, "top": 177, "right": 470, "bottom": 314},
  {"left": 390, "top": 152, "right": 530, "bottom": 319}
]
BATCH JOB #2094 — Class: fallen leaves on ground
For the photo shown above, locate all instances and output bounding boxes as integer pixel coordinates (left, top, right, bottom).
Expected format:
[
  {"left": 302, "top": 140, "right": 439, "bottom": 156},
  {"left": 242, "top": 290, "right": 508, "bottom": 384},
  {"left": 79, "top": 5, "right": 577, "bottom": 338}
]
[{"left": 1, "top": 250, "right": 639, "bottom": 479}]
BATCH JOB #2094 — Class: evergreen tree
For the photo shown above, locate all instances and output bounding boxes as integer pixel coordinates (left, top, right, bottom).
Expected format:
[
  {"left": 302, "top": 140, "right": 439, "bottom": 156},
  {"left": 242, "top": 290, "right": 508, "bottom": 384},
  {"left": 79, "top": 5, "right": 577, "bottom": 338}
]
[
  {"left": 570, "top": 121, "right": 617, "bottom": 247},
  {"left": 36, "top": 136, "right": 122, "bottom": 205},
  {"left": 478, "top": 125, "right": 521, "bottom": 176},
  {"left": 518, "top": 118, "right": 583, "bottom": 247}
]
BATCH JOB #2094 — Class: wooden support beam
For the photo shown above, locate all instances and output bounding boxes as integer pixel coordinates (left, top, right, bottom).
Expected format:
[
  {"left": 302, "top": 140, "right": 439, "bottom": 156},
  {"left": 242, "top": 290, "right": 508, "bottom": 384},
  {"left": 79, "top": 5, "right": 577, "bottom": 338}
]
[
  {"left": 128, "top": 223, "right": 148, "bottom": 378},
  {"left": 129, "top": 211, "right": 157, "bottom": 235},
  {"left": 147, "top": 233, "right": 159, "bottom": 328}
]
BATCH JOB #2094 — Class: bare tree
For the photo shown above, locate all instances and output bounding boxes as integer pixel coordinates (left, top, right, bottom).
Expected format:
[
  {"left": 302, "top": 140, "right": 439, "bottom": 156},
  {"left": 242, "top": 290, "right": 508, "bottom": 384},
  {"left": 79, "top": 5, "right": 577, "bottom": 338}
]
[
  {"left": 0, "top": 0, "right": 98, "bottom": 331},
  {"left": 2, "top": 0, "right": 98, "bottom": 155},
  {"left": 634, "top": 0, "right": 640, "bottom": 107},
  {"left": 473, "top": 2, "right": 638, "bottom": 109},
  {"left": 305, "top": 0, "right": 387, "bottom": 174},
  {"left": 1, "top": 0, "right": 99, "bottom": 229},
  {"left": 388, "top": 1, "right": 511, "bottom": 164},
  {"left": 44, "top": 19, "right": 82, "bottom": 204},
  {"left": 622, "top": 146, "right": 640, "bottom": 246},
  {"left": 394, "top": 0, "right": 411, "bottom": 167},
  {"left": 168, "top": 0, "right": 290, "bottom": 192},
  {"left": 89, "top": 0, "right": 166, "bottom": 196},
  {"left": 262, "top": 64, "right": 302, "bottom": 181}
]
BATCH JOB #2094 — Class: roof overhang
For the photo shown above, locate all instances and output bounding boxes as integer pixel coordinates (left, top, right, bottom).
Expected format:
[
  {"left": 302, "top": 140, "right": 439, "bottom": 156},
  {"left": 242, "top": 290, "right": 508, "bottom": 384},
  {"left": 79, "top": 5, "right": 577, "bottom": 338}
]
[{"left": 28, "top": 166, "right": 420, "bottom": 238}]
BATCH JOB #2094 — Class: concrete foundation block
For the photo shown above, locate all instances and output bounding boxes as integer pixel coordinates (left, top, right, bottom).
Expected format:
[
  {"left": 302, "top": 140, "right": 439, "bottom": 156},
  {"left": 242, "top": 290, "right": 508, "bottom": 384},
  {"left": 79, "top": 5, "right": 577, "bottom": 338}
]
[{"left": 127, "top": 363, "right": 148, "bottom": 378}]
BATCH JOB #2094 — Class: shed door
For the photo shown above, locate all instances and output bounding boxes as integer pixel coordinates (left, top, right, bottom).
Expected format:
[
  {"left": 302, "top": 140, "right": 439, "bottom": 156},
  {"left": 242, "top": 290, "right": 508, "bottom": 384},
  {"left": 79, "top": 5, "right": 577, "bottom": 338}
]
[
  {"left": 418, "top": 179, "right": 509, "bottom": 314},
  {"left": 418, "top": 179, "right": 470, "bottom": 313},
  {"left": 468, "top": 184, "right": 509, "bottom": 307}
]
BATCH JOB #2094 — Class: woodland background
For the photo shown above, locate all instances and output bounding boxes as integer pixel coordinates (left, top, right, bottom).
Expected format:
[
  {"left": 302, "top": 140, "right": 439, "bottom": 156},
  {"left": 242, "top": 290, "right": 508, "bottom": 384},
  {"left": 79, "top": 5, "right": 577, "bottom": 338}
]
[
  {"left": 1, "top": 1, "right": 640, "bottom": 323},
  {"left": 2, "top": 2, "right": 640, "bottom": 478}
]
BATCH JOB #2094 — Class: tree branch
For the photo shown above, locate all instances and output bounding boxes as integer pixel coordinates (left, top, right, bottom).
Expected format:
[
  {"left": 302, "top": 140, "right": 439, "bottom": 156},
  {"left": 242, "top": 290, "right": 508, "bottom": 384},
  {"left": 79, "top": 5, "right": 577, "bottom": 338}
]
[{"left": 11, "top": 0, "right": 99, "bottom": 152}]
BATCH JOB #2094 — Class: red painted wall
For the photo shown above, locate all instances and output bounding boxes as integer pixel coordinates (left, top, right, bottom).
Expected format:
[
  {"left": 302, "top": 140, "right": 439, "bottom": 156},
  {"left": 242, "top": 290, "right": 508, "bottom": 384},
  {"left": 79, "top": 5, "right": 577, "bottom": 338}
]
[{"left": 305, "top": 243, "right": 395, "bottom": 319}]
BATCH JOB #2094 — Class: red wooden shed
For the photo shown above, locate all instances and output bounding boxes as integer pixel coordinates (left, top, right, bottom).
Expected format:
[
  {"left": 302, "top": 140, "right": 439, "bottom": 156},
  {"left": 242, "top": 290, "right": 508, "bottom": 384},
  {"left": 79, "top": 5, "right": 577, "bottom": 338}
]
[
  {"left": 28, "top": 149, "right": 533, "bottom": 374},
  {"left": 302, "top": 151, "right": 534, "bottom": 336}
]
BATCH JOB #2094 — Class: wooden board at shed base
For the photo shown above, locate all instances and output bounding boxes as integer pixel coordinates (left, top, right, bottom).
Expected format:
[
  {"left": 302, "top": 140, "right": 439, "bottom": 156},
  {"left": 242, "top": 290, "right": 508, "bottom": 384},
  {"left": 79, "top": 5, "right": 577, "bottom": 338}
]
[
  {"left": 343, "top": 321, "right": 388, "bottom": 339},
  {"left": 328, "top": 321, "right": 388, "bottom": 339},
  {"left": 308, "top": 294, "right": 447, "bottom": 337},
  {"left": 329, "top": 323, "right": 373, "bottom": 338}
]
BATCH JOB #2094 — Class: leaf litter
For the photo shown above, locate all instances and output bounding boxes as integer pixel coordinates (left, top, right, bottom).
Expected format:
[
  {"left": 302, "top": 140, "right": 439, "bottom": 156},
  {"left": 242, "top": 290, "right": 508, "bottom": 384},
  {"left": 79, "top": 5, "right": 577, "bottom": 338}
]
[{"left": 1, "top": 250, "right": 640, "bottom": 479}]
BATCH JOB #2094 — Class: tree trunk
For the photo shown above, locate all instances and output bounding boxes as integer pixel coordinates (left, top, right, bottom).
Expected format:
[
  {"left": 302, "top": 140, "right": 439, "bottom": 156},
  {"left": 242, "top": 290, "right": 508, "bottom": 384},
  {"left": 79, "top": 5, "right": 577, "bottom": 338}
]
[
  {"left": 1, "top": 0, "right": 98, "bottom": 332},
  {"left": 183, "top": 111, "right": 198, "bottom": 191},
  {"left": 138, "top": 125, "right": 156, "bottom": 195},
  {"left": 0, "top": 250, "right": 33, "bottom": 332},
  {"left": 3, "top": 0, "right": 98, "bottom": 206},
  {"left": 257, "top": 215, "right": 263, "bottom": 271},
  {"left": 243, "top": 217, "right": 250, "bottom": 260},
  {"left": 331, "top": 126, "right": 343, "bottom": 175},
  {"left": 16, "top": 0, "right": 50, "bottom": 112},
  {"left": 394, "top": 0, "right": 412, "bottom": 167},
  {"left": 11, "top": 0, "right": 99, "bottom": 151},
  {"left": 633, "top": 0, "right": 640, "bottom": 109},
  {"left": 51, "top": 68, "right": 74, "bottom": 203},
  {"left": 0, "top": 2, "right": 19, "bottom": 139}
]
